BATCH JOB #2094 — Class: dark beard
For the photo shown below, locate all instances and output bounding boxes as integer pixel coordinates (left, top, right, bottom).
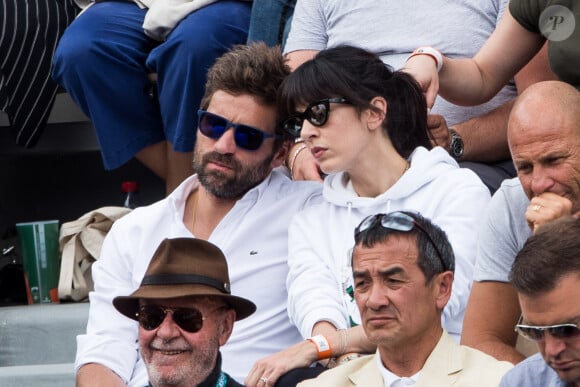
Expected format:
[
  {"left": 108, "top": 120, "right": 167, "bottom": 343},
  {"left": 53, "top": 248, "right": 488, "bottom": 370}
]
[{"left": 193, "top": 151, "right": 274, "bottom": 199}]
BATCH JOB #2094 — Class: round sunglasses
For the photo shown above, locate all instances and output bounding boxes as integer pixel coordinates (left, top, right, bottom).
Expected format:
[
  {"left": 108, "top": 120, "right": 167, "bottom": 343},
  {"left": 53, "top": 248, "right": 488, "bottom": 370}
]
[
  {"left": 197, "top": 110, "right": 278, "bottom": 151},
  {"left": 515, "top": 316, "right": 580, "bottom": 342},
  {"left": 136, "top": 305, "right": 222, "bottom": 333},
  {"left": 282, "top": 98, "right": 351, "bottom": 137},
  {"left": 355, "top": 211, "right": 450, "bottom": 272}
]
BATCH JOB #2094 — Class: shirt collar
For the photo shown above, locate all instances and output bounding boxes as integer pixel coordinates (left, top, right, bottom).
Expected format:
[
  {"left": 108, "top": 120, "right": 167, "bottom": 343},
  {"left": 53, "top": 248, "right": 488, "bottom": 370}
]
[{"left": 375, "top": 351, "right": 421, "bottom": 387}]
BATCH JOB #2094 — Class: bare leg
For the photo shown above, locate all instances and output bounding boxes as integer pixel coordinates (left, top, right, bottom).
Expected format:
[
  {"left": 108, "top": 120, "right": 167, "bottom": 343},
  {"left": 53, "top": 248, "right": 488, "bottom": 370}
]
[
  {"left": 165, "top": 143, "right": 193, "bottom": 194},
  {"left": 135, "top": 140, "right": 192, "bottom": 194},
  {"left": 135, "top": 141, "right": 167, "bottom": 181}
]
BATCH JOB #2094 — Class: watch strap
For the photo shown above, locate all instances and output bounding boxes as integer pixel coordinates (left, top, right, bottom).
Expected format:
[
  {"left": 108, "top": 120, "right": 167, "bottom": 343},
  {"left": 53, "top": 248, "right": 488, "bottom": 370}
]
[{"left": 448, "top": 127, "right": 464, "bottom": 160}]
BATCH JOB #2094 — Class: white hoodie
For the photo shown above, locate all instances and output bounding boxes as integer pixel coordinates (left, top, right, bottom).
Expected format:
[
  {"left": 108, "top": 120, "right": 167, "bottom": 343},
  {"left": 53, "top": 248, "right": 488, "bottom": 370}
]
[{"left": 287, "top": 146, "right": 491, "bottom": 341}]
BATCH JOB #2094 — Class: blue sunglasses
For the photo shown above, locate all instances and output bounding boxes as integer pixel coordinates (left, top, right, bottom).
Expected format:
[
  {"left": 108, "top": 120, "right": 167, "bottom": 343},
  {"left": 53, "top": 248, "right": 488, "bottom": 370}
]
[{"left": 197, "top": 110, "right": 278, "bottom": 151}]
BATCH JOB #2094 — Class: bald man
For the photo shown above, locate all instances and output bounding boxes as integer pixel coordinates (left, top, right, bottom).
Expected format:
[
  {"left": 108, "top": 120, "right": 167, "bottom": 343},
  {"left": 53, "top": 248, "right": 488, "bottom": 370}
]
[{"left": 461, "top": 81, "right": 580, "bottom": 363}]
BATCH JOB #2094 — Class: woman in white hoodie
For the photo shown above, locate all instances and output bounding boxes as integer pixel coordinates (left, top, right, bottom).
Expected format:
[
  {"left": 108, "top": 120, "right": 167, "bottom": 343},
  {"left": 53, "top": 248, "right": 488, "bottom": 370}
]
[{"left": 245, "top": 46, "right": 490, "bottom": 387}]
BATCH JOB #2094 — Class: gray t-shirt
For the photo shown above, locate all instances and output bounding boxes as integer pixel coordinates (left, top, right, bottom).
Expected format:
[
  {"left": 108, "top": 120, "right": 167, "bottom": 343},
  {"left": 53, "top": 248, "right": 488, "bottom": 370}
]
[
  {"left": 500, "top": 353, "right": 569, "bottom": 387},
  {"left": 284, "top": 0, "right": 517, "bottom": 126},
  {"left": 474, "top": 178, "right": 531, "bottom": 282}
]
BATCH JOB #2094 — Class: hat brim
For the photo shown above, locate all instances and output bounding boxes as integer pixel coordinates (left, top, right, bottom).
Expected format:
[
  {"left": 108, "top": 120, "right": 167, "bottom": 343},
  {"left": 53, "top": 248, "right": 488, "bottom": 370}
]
[{"left": 113, "top": 283, "right": 256, "bottom": 322}]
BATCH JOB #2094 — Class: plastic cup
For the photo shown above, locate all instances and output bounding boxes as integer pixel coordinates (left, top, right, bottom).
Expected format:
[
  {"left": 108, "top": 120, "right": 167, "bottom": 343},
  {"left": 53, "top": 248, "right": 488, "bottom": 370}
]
[{"left": 15, "top": 220, "right": 60, "bottom": 304}]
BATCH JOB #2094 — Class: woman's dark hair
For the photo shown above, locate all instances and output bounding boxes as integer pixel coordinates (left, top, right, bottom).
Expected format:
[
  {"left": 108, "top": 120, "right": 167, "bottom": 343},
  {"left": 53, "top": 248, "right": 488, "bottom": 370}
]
[{"left": 279, "top": 45, "right": 431, "bottom": 158}]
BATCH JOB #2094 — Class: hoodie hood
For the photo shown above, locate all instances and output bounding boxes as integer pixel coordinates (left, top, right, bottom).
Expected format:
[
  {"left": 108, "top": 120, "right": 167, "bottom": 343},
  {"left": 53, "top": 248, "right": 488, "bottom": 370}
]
[{"left": 322, "top": 146, "right": 460, "bottom": 208}]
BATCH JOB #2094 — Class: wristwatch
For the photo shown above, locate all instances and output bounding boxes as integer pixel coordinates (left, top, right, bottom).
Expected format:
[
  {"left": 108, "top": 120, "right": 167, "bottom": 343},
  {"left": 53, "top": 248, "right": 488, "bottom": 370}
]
[{"left": 448, "top": 127, "right": 464, "bottom": 161}]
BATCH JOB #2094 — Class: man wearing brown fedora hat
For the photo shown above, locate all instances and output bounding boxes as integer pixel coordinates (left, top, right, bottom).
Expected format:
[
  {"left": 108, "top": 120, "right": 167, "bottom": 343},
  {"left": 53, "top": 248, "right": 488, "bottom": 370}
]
[
  {"left": 113, "top": 238, "right": 256, "bottom": 387},
  {"left": 75, "top": 42, "right": 322, "bottom": 387}
]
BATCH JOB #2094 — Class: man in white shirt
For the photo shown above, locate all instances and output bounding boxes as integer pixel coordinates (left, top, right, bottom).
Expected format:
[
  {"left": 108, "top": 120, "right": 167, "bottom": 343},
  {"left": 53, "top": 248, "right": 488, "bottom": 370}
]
[{"left": 75, "top": 42, "right": 322, "bottom": 386}]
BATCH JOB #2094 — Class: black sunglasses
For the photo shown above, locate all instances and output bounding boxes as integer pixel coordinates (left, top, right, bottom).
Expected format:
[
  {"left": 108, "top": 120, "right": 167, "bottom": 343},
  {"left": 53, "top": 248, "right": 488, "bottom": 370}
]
[
  {"left": 197, "top": 110, "right": 277, "bottom": 151},
  {"left": 515, "top": 316, "right": 580, "bottom": 342},
  {"left": 282, "top": 98, "right": 351, "bottom": 137},
  {"left": 355, "top": 211, "right": 449, "bottom": 271},
  {"left": 136, "top": 305, "right": 215, "bottom": 333}
]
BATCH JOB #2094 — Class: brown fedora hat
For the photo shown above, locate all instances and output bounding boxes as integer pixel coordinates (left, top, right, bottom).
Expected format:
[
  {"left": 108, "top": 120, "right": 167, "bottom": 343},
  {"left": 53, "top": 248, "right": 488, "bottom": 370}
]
[{"left": 113, "top": 238, "right": 256, "bottom": 321}]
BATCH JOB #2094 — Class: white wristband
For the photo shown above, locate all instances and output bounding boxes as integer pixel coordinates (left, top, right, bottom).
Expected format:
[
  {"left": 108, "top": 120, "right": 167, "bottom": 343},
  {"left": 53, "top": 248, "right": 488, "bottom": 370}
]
[{"left": 407, "top": 46, "right": 443, "bottom": 72}]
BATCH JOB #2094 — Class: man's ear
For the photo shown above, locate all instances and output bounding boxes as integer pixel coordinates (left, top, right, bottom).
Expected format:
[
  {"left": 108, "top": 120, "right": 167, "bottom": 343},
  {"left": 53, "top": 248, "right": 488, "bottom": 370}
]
[
  {"left": 217, "top": 309, "right": 236, "bottom": 346},
  {"left": 434, "top": 271, "right": 453, "bottom": 310},
  {"left": 366, "top": 96, "right": 387, "bottom": 131},
  {"left": 270, "top": 140, "right": 292, "bottom": 169}
]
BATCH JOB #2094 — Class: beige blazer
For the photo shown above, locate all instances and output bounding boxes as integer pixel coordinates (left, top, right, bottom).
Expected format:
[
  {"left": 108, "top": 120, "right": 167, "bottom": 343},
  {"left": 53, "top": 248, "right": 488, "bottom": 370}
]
[{"left": 298, "top": 331, "right": 513, "bottom": 387}]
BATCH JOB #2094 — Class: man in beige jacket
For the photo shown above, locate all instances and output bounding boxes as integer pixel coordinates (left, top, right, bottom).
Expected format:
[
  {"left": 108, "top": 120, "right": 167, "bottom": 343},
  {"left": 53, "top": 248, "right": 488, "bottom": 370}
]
[{"left": 299, "top": 211, "right": 513, "bottom": 386}]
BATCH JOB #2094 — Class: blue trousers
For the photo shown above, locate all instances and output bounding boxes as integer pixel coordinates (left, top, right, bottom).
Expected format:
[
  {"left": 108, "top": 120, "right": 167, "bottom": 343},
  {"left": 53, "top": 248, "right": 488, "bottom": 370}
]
[
  {"left": 247, "top": 0, "right": 296, "bottom": 48},
  {"left": 52, "top": 0, "right": 251, "bottom": 170}
]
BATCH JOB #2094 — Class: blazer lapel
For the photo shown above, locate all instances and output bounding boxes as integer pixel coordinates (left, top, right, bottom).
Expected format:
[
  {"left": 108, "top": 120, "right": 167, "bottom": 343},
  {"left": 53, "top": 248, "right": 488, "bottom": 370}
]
[
  {"left": 349, "top": 355, "right": 384, "bottom": 386},
  {"left": 417, "top": 331, "right": 462, "bottom": 387}
]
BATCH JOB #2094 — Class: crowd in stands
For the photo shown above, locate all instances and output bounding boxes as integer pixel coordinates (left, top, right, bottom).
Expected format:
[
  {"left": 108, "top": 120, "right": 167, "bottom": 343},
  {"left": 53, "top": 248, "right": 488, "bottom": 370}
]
[
  {"left": 4, "top": 0, "right": 577, "bottom": 386},
  {"left": 282, "top": 0, "right": 558, "bottom": 193}
]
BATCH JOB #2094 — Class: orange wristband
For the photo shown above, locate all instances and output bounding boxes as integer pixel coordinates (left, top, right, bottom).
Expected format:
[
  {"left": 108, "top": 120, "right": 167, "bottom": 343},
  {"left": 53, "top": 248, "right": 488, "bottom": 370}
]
[{"left": 307, "top": 334, "right": 333, "bottom": 360}]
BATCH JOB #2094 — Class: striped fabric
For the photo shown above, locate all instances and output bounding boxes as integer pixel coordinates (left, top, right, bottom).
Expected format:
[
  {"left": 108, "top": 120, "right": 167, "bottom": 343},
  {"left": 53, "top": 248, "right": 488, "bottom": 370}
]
[{"left": 0, "top": 0, "right": 78, "bottom": 147}]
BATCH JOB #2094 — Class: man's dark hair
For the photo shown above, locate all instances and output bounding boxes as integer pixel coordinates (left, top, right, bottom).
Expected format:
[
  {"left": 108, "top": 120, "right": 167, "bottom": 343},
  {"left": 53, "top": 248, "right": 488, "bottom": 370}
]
[
  {"left": 510, "top": 216, "right": 580, "bottom": 296},
  {"left": 278, "top": 45, "right": 430, "bottom": 158},
  {"left": 353, "top": 211, "right": 454, "bottom": 282},
  {"left": 200, "top": 42, "right": 292, "bottom": 147}
]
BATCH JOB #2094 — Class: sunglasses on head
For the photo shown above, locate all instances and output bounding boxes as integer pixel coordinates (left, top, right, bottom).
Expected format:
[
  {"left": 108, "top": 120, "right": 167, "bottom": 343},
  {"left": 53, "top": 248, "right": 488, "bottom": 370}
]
[
  {"left": 282, "top": 98, "right": 351, "bottom": 137},
  {"left": 197, "top": 110, "right": 278, "bottom": 151},
  {"left": 136, "top": 305, "right": 216, "bottom": 333},
  {"left": 355, "top": 211, "right": 448, "bottom": 271},
  {"left": 515, "top": 316, "right": 580, "bottom": 342}
]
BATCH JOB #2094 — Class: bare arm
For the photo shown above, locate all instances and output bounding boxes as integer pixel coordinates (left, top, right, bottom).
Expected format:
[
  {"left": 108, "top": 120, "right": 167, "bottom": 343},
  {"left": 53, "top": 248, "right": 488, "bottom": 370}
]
[
  {"left": 429, "top": 41, "right": 557, "bottom": 162},
  {"left": 312, "top": 321, "right": 376, "bottom": 355},
  {"left": 404, "top": 9, "right": 545, "bottom": 108},
  {"left": 439, "top": 9, "right": 544, "bottom": 105},
  {"left": 245, "top": 321, "right": 376, "bottom": 387},
  {"left": 77, "top": 363, "right": 125, "bottom": 387},
  {"left": 513, "top": 42, "right": 557, "bottom": 94},
  {"left": 461, "top": 281, "right": 525, "bottom": 364},
  {"left": 286, "top": 50, "right": 318, "bottom": 71},
  {"left": 427, "top": 101, "right": 513, "bottom": 162}
]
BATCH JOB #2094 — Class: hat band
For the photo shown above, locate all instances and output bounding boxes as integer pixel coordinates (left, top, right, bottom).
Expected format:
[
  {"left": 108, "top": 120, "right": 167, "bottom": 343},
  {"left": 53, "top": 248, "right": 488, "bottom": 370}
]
[{"left": 141, "top": 274, "right": 230, "bottom": 294}]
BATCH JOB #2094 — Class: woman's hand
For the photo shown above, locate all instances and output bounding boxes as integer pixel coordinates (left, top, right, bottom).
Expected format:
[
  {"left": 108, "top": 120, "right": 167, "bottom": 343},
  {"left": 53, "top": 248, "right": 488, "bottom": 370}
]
[
  {"left": 245, "top": 341, "right": 318, "bottom": 387},
  {"left": 287, "top": 142, "right": 324, "bottom": 182},
  {"left": 401, "top": 54, "right": 440, "bottom": 109}
]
